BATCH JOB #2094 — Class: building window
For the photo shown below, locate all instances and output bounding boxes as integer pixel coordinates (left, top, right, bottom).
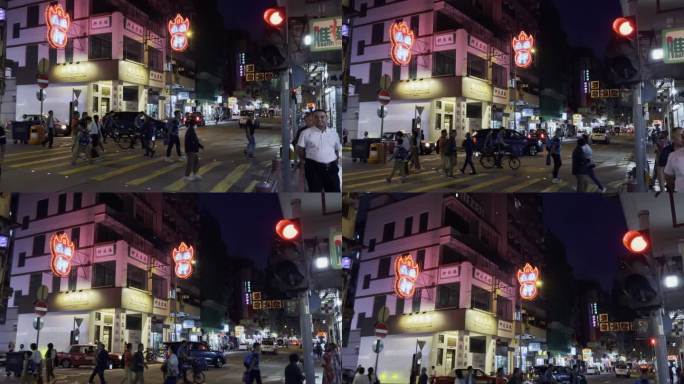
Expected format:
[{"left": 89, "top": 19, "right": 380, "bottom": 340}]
[
  {"left": 92, "top": 261, "right": 116, "bottom": 288},
  {"left": 404, "top": 217, "right": 413, "bottom": 237},
  {"left": 467, "top": 103, "right": 482, "bottom": 119},
  {"left": 148, "top": 47, "right": 163, "bottom": 72},
  {"left": 369, "top": 61, "right": 382, "bottom": 86},
  {"left": 419, "top": 212, "right": 429, "bottom": 232},
  {"left": 25, "top": 45, "right": 38, "bottom": 70},
  {"left": 393, "top": 64, "right": 401, "bottom": 83},
  {"left": 49, "top": 48, "right": 57, "bottom": 65},
  {"left": 396, "top": 297, "right": 404, "bottom": 315},
  {"left": 89, "top": 34, "right": 112, "bottom": 60},
  {"left": 36, "top": 199, "right": 49, "bottom": 219},
  {"left": 497, "top": 296, "right": 513, "bottom": 321},
  {"left": 66, "top": 0, "right": 75, "bottom": 16},
  {"left": 91, "top": 0, "right": 117, "bottom": 14},
  {"left": 65, "top": 40, "right": 74, "bottom": 63},
  {"left": 467, "top": 53, "right": 487, "bottom": 80},
  {"left": 436, "top": 283, "right": 460, "bottom": 309},
  {"left": 432, "top": 50, "right": 455, "bottom": 77},
  {"left": 409, "top": 59, "right": 417, "bottom": 80},
  {"left": 471, "top": 285, "right": 491, "bottom": 312},
  {"left": 440, "top": 245, "right": 465, "bottom": 265},
  {"left": 416, "top": 249, "right": 425, "bottom": 270},
  {"left": 382, "top": 222, "right": 395, "bottom": 242},
  {"left": 492, "top": 63, "right": 507, "bottom": 88},
  {"left": 372, "top": 295, "right": 386, "bottom": 320},
  {"left": 152, "top": 275, "right": 166, "bottom": 298},
  {"left": 33, "top": 234, "right": 45, "bottom": 256},
  {"left": 73, "top": 193, "right": 82, "bottom": 209},
  {"left": 18, "top": 252, "right": 26, "bottom": 267},
  {"left": 95, "top": 223, "right": 121, "bottom": 243},
  {"left": 377, "top": 257, "right": 391, "bottom": 278},
  {"left": 371, "top": 23, "right": 384, "bottom": 44},
  {"left": 412, "top": 289, "right": 421, "bottom": 312},
  {"left": 68, "top": 268, "right": 77, "bottom": 290},
  {"left": 71, "top": 227, "right": 80, "bottom": 248},
  {"left": 368, "top": 239, "right": 376, "bottom": 252},
  {"left": 58, "top": 194, "right": 67, "bottom": 213},
  {"left": 52, "top": 275, "right": 61, "bottom": 293},
  {"left": 123, "top": 36, "right": 143, "bottom": 63},
  {"left": 127, "top": 264, "right": 147, "bottom": 290},
  {"left": 410, "top": 15, "right": 419, "bottom": 34},
  {"left": 26, "top": 5, "right": 39, "bottom": 28},
  {"left": 21, "top": 216, "right": 29, "bottom": 230},
  {"left": 436, "top": 348, "right": 444, "bottom": 365},
  {"left": 357, "top": 40, "right": 365, "bottom": 56},
  {"left": 362, "top": 274, "right": 371, "bottom": 289},
  {"left": 12, "top": 23, "right": 19, "bottom": 39},
  {"left": 29, "top": 273, "right": 42, "bottom": 296}
]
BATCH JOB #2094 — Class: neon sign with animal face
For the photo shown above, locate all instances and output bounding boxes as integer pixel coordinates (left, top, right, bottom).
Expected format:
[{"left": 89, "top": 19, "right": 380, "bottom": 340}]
[
  {"left": 172, "top": 242, "right": 194, "bottom": 279},
  {"left": 394, "top": 254, "right": 419, "bottom": 299},
  {"left": 50, "top": 233, "right": 75, "bottom": 277},
  {"left": 516, "top": 263, "right": 540, "bottom": 300},
  {"left": 168, "top": 14, "right": 190, "bottom": 52},
  {"left": 512, "top": 31, "right": 534, "bottom": 68},
  {"left": 389, "top": 21, "right": 415, "bottom": 66},
  {"left": 45, "top": 3, "right": 71, "bottom": 49}
]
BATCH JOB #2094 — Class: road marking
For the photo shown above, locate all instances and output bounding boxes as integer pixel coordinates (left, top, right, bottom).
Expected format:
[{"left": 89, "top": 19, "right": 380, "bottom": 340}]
[
  {"left": 126, "top": 162, "right": 185, "bottom": 186},
  {"left": 407, "top": 173, "right": 489, "bottom": 192},
  {"left": 29, "top": 151, "right": 122, "bottom": 171},
  {"left": 210, "top": 163, "right": 250, "bottom": 192},
  {"left": 461, "top": 175, "right": 512, "bottom": 192},
  {"left": 59, "top": 154, "right": 140, "bottom": 176},
  {"left": 164, "top": 161, "right": 222, "bottom": 192},
  {"left": 9, "top": 154, "right": 74, "bottom": 168},
  {"left": 244, "top": 180, "right": 258, "bottom": 192},
  {"left": 92, "top": 157, "right": 165, "bottom": 181},
  {"left": 4, "top": 147, "right": 72, "bottom": 161},
  {"left": 344, "top": 169, "right": 446, "bottom": 190},
  {"left": 541, "top": 181, "right": 566, "bottom": 192},
  {"left": 503, "top": 177, "right": 544, "bottom": 192}
]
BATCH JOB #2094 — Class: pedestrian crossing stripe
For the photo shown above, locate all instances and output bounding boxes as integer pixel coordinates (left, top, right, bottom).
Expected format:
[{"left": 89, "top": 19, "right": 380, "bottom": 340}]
[
  {"left": 163, "top": 161, "right": 223, "bottom": 192},
  {"left": 125, "top": 162, "right": 185, "bottom": 186},
  {"left": 409, "top": 173, "right": 489, "bottom": 193},
  {"left": 59, "top": 154, "right": 140, "bottom": 176},
  {"left": 91, "top": 156, "right": 165, "bottom": 182},
  {"left": 3, "top": 147, "right": 73, "bottom": 162},
  {"left": 28, "top": 151, "right": 124, "bottom": 171},
  {"left": 461, "top": 175, "right": 513, "bottom": 192},
  {"left": 503, "top": 177, "right": 546, "bottom": 192},
  {"left": 210, "top": 163, "right": 251, "bottom": 192},
  {"left": 244, "top": 180, "right": 258, "bottom": 192},
  {"left": 9, "top": 153, "right": 74, "bottom": 168}
]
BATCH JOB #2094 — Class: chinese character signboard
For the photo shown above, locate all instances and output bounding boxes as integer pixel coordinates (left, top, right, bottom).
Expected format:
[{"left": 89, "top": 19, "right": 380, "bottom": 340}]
[
  {"left": 390, "top": 21, "right": 415, "bottom": 66},
  {"left": 172, "top": 242, "right": 194, "bottom": 279},
  {"left": 310, "top": 17, "right": 342, "bottom": 52},
  {"left": 517, "top": 263, "right": 540, "bottom": 300},
  {"left": 394, "top": 254, "right": 419, "bottom": 299},
  {"left": 45, "top": 3, "right": 71, "bottom": 49},
  {"left": 664, "top": 28, "right": 684, "bottom": 64}
]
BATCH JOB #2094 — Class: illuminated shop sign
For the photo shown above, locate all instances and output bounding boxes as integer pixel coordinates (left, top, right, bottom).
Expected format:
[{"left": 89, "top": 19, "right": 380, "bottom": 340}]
[
  {"left": 45, "top": 3, "right": 71, "bottom": 49},
  {"left": 172, "top": 242, "right": 194, "bottom": 279},
  {"left": 512, "top": 31, "right": 534, "bottom": 68},
  {"left": 516, "top": 263, "right": 540, "bottom": 300},
  {"left": 394, "top": 254, "right": 419, "bottom": 299},
  {"left": 390, "top": 21, "right": 415, "bottom": 66},
  {"left": 50, "top": 233, "right": 75, "bottom": 277},
  {"left": 168, "top": 13, "right": 190, "bottom": 52}
]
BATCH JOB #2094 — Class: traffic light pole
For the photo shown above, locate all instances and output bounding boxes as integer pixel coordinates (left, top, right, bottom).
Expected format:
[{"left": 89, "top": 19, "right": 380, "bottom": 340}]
[
  {"left": 299, "top": 290, "right": 315, "bottom": 384},
  {"left": 633, "top": 27, "right": 648, "bottom": 192},
  {"left": 280, "top": 8, "right": 292, "bottom": 192}
]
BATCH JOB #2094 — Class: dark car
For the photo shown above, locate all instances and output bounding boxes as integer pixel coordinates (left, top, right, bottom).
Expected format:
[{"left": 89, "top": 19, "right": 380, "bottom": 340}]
[
  {"left": 163, "top": 341, "right": 225, "bottom": 368},
  {"left": 526, "top": 129, "right": 547, "bottom": 155},
  {"left": 108, "top": 112, "right": 167, "bottom": 135},
  {"left": 532, "top": 365, "right": 587, "bottom": 384},
  {"left": 472, "top": 129, "right": 529, "bottom": 156},
  {"left": 55, "top": 344, "right": 122, "bottom": 369},
  {"left": 185, "top": 112, "right": 205, "bottom": 127}
]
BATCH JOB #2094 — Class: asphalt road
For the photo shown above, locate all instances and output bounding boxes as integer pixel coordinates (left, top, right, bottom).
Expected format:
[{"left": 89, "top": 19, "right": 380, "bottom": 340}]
[
  {"left": 0, "top": 348, "right": 324, "bottom": 383},
  {"left": 586, "top": 371, "right": 643, "bottom": 384},
  {"left": 342, "top": 135, "right": 640, "bottom": 193},
  {"left": 0, "top": 121, "right": 281, "bottom": 192}
]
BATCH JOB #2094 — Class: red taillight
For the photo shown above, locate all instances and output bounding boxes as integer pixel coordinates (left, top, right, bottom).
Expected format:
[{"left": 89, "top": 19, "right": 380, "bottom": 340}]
[
  {"left": 541, "top": 133, "right": 545, "bottom": 139},
  {"left": 527, "top": 134, "right": 531, "bottom": 139},
  {"left": 195, "top": 117, "right": 200, "bottom": 122}
]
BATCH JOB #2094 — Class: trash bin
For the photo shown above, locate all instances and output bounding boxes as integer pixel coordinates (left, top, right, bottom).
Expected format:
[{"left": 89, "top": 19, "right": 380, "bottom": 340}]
[
  {"left": 11, "top": 123, "right": 30, "bottom": 144},
  {"left": 6, "top": 351, "right": 29, "bottom": 377},
  {"left": 28, "top": 124, "right": 45, "bottom": 145},
  {"left": 351, "top": 138, "right": 380, "bottom": 162},
  {"left": 368, "top": 142, "right": 386, "bottom": 164}
]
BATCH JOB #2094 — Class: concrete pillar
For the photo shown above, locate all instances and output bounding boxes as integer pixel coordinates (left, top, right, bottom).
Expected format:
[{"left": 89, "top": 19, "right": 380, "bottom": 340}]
[{"left": 113, "top": 308, "right": 125, "bottom": 353}]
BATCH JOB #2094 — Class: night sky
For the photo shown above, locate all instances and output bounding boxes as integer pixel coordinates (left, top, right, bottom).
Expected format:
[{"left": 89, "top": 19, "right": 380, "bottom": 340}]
[
  {"left": 199, "top": 194, "right": 282, "bottom": 269},
  {"left": 217, "top": 0, "right": 276, "bottom": 37},
  {"left": 542, "top": 194, "right": 627, "bottom": 290},
  {"left": 550, "top": 0, "right": 623, "bottom": 58}
]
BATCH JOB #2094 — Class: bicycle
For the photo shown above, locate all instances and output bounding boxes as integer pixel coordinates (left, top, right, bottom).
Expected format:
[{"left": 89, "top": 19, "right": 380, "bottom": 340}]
[{"left": 479, "top": 148, "right": 521, "bottom": 170}]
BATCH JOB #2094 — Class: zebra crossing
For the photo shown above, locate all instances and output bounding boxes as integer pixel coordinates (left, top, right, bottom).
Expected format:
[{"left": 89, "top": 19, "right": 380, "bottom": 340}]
[{"left": 0, "top": 137, "right": 279, "bottom": 192}]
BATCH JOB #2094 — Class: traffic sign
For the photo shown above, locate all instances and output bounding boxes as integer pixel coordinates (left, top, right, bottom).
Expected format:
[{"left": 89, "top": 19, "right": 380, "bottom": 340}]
[
  {"left": 377, "top": 306, "right": 390, "bottom": 323},
  {"left": 34, "top": 300, "right": 48, "bottom": 317},
  {"left": 37, "top": 74, "right": 49, "bottom": 89},
  {"left": 377, "top": 107, "right": 388, "bottom": 119},
  {"left": 36, "top": 285, "right": 49, "bottom": 300},
  {"left": 417, "top": 339, "right": 426, "bottom": 350},
  {"left": 374, "top": 322, "right": 388, "bottom": 338},
  {"left": 379, "top": 74, "right": 392, "bottom": 90},
  {"left": 378, "top": 89, "right": 391, "bottom": 106},
  {"left": 372, "top": 339, "right": 384, "bottom": 353},
  {"left": 33, "top": 317, "right": 44, "bottom": 330}
]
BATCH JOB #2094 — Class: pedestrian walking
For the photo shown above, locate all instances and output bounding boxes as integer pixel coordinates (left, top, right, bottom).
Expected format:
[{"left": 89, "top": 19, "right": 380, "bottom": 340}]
[
  {"left": 397, "top": 131, "right": 411, "bottom": 176},
  {"left": 132, "top": 343, "right": 147, "bottom": 384},
  {"left": 367, "top": 367, "right": 379, "bottom": 384},
  {"left": 45, "top": 343, "right": 56, "bottom": 383},
  {"left": 183, "top": 121, "right": 204, "bottom": 181},
  {"left": 141, "top": 116, "right": 155, "bottom": 157},
  {"left": 454, "top": 369, "right": 465, "bottom": 384},
  {"left": 436, "top": 130, "right": 448, "bottom": 175},
  {"left": 419, "top": 367, "right": 429, "bottom": 384},
  {"left": 547, "top": 130, "right": 562, "bottom": 183},
  {"left": 285, "top": 353, "right": 304, "bottom": 384},
  {"left": 430, "top": 366, "right": 437, "bottom": 384},
  {"left": 70, "top": 111, "right": 80, "bottom": 149},
  {"left": 343, "top": 128, "right": 348, "bottom": 146},
  {"left": 410, "top": 126, "right": 422, "bottom": 171},
  {"left": 572, "top": 137, "right": 590, "bottom": 192},
  {"left": 581, "top": 135, "right": 606, "bottom": 192},
  {"left": 120, "top": 343, "right": 133, "bottom": 384},
  {"left": 386, "top": 138, "right": 409, "bottom": 183},
  {"left": 244, "top": 117, "right": 256, "bottom": 158},
  {"left": 495, "top": 368, "right": 507, "bottom": 384},
  {"left": 176, "top": 340, "right": 189, "bottom": 383},
  {"left": 89, "top": 115, "right": 103, "bottom": 159},
  {"left": 653, "top": 130, "right": 672, "bottom": 191},
  {"left": 162, "top": 345, "right": 179, "bottom": 384},
  {"left": 42, "top": 110, "right": 55, "bottom": 149},
  {"left": 322, "top": 343, "right": 342, "bottom": 384},
  {"left": 460, "top": 132, "right": 476, "bottom": 175},
  {"left": 352, "top": 367, "right": 370, "bottom": 384},
  {"left": 664, "top": 128, "right": 684, "bottom": 192},
  {"left": 314, "top": 342, "right": 323, "bottom": 360},
  {"left": 444, "top": 130, "right": 457, "bottom": 177},
  {"left": 165, "top": 111, "right": 184, "bottom": 162},
  {"left": 30, "top": 343, "right": 43, "bottom": 384},
  {"left": 72, "top": 117, "right": 93, "bottom": 165},
  {"left": 542, "top": 364, "right": 554, "bottom": 384},
  {"left": 243, "top": 342, "right": 262, "bottom": 384},
  {"left": 88, "top": 342, "right": 108, "bottom": 384},
  {"left": 296, "top": 109, "right": 342, "bottom": 192},
  {"left": 464, "top": 366, "right": 474, "bottom": 384}
]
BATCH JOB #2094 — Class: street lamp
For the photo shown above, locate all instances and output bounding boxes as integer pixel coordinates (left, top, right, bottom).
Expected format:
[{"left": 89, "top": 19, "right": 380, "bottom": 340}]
[
  {"left": 303, "top": 34, "right": 313, "bottom": 46},
  {"left": 650, "top": 48, "right": 664, "bottom": 61},
  {"left": 314, "top": 256, "right": 329, "bottom": 269},
  {"left": 663, "top": 274, "right": 679, "bottom": 289}
]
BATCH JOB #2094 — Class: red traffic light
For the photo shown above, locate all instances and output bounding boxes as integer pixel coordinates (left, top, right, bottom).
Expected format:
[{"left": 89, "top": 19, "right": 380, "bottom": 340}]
[
  {"left": 650, "top": 338, "right": 656, "bottom": 346},
  {"left": 276, "top": 219, "right": 300, "bottom": 241},
  {"left": 263, "top": 8, "right": 285, "bottom": 28},
  {"left": 623, "top": 230, "right": 649, "bottom": 253},
  {"left": 613, "top": 17, "right": 636, "bottom": 38}
]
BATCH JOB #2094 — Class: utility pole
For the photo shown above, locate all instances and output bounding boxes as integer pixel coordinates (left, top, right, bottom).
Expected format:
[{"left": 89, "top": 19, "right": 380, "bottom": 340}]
[
  {"left": 279, "top": 1, "right": 291, "bottom": 192},
  {"left": 633, "top": 30, "right": 648, "bottom": 192}
]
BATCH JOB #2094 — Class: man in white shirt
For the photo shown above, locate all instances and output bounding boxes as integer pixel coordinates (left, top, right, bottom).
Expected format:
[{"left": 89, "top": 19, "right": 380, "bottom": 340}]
[
  {"left": 664, "top": 127, "right": 684, "bottom": 191},
  {"left": 296, "top": 110, "right": 342, "bottom": 192}
]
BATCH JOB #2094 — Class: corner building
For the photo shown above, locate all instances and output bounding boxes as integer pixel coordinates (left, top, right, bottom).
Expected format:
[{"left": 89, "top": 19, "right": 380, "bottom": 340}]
[
  {"left": 348, "top": 193, "right": 545, "bottom": 383},
  {"left": 3, "top": 193, "right": 199, "bottom": 354}
]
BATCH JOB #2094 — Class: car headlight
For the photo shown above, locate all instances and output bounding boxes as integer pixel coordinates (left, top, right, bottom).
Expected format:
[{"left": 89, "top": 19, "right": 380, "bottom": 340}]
[{"left": 424, "top": 143, "right": 429, "bottom": 148}]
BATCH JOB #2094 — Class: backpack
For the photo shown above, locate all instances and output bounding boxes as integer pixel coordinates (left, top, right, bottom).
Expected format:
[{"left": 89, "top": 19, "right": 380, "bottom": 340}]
[
  {"left": 395, "top": 146, "right": 409, "bottom": 161},
  {"left": 243, "top": 353, "right": 254, "bottom": 369}
]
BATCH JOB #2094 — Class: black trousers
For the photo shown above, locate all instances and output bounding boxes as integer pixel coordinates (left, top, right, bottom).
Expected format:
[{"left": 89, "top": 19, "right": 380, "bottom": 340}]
[
  {"left": 304, "top": 159, "right": 340, "bottom": 192},
  {"left": 461, "top": 153, "right": 476, "bottom": 173},
  {"left": 166, "top": 135, "right": 181, "bottom": 157},
  {"left": 42, "top": 129, "right": 54, "bottom": 148},
  {"left": 551, "top": 154, "right": 562, "bottom": 178},
  {"left": 88, "top": 367, "right": 105, "bottom": 384}
]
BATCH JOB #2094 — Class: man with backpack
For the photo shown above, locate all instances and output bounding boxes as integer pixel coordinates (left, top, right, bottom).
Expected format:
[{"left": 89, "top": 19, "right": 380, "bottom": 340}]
[
  {"left": 244, "top": 342, "right": 262, "bottom": 384},
  {"left": 131, "top": 343, "right": 148, "bottom": 384}
]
